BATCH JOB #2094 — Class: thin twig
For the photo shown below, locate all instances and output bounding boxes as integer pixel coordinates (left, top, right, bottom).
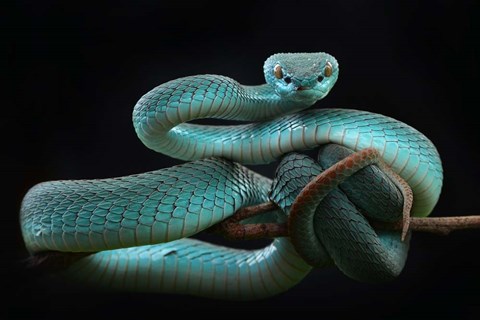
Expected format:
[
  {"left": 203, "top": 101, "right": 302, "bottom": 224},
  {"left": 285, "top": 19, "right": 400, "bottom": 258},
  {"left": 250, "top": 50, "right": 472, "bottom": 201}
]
[
  {"left": 212, "top": 222, "right": 288, "bottom": 241},
  {"left": 227, "top": 202, "right": 277, "bottom": 223},
  {"left": 210, "top": 201, "right": 480, "bottom": 240},
  {"left": 371, "top": 216, "right": 480, "bottom": 236},
  {"left": 208, "top": 201, "right": 288, "bottom": 240}
]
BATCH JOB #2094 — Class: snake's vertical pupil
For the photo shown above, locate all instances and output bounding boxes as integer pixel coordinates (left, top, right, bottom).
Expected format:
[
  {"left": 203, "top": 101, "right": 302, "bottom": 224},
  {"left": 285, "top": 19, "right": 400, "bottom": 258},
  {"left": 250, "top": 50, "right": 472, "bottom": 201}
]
[
  {"left": 324, "top": 61, "right": 333, "bottom": 77},
  {"left": 274, "top": 64, "right": 283, "bottom": 79}
]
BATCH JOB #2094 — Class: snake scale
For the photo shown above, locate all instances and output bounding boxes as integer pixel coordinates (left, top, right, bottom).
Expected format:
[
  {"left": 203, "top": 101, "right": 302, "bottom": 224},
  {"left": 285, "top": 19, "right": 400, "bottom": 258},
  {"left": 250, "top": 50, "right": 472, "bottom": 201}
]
[{"left": 20, "top": 53, "right": 443, "bottom": 300}]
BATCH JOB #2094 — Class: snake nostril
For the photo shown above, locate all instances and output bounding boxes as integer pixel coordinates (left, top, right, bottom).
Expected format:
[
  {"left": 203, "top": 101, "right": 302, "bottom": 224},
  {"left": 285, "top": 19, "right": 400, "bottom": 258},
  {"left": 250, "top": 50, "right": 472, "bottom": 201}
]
[
  {"left": 284, "top": 77, "right": 292, "bottom": 84},
  {"left": 318, "top": 76, "right": 324, "bottom": 82}
]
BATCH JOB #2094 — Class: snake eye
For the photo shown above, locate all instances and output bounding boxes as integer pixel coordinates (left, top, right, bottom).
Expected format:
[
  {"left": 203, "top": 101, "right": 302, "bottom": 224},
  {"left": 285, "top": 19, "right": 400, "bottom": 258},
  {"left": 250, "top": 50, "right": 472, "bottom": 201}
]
[
  {"left": 274, "top": 64, "right": 283, "bottom": 79},
  {"left": 324, "top": 61, "right": 333, "bottom": 77}
]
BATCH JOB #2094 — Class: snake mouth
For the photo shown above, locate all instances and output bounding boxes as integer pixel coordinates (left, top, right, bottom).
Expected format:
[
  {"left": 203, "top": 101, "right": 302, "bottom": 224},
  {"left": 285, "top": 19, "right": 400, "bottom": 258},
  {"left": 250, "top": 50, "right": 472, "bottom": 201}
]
[{"left": 296, "top": 86, "right": 311, "bottom": 91}]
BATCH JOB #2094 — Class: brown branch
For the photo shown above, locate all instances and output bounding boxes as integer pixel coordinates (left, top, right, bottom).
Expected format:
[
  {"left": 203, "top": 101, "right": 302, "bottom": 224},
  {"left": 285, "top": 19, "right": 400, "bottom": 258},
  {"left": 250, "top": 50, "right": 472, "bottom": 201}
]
[
  {"left": 211, "top": 222, "right": 288, "bottom": 241},
  {"left": 208, "top": 201, "right": 289, "bottom": 240},
  {"left": 226, "top": 201, "right": 277, "bottom": 223},
  {"left": 371, "top": 216, "right": 480, "bottom": 236},
  {"left": 210, "top": 201, "right": 480, "bottom": 241}
]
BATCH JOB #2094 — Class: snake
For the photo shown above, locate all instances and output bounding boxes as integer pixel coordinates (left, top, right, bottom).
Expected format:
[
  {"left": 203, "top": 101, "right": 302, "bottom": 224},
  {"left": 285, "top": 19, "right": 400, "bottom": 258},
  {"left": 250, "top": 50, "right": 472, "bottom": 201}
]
[{"left": 20, "top": 52, "right": 443, "bottom": 300}]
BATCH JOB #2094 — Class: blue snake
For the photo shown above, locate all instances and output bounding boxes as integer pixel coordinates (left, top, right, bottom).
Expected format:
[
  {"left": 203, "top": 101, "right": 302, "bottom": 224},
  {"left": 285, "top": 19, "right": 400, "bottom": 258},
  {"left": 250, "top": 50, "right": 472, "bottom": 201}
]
[{"left": 20, "top": 52, "right": 443, "bottom": 300}]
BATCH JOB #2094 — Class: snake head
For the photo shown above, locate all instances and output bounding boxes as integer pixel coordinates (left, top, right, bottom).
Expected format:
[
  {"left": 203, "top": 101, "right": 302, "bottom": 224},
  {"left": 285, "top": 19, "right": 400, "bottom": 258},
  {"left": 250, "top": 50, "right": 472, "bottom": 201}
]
[{"left": 264, "top": 52, "right": 339, "bottom": 103}]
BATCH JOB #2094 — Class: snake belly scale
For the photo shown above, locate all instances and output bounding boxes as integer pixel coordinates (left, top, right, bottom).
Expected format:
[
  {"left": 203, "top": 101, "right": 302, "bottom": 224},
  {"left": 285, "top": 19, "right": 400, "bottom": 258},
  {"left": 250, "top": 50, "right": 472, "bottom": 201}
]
[{"left": 20, "top": 52, "right": 443, "bottom": 299}]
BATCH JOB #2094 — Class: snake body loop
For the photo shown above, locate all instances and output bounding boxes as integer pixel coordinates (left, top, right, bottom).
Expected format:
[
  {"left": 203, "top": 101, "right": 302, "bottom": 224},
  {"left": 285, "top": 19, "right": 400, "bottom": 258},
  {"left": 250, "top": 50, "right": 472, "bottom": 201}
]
[{"left": 20, "top": 52, "right": 443, "bottom": 299}]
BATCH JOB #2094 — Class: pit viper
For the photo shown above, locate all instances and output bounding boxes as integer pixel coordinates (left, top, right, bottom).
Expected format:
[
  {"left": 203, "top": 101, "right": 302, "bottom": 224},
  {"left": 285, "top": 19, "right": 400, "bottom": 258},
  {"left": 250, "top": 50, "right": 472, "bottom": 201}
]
[{"left": 20, "top": 53, "right": 443, "bottom": 300}]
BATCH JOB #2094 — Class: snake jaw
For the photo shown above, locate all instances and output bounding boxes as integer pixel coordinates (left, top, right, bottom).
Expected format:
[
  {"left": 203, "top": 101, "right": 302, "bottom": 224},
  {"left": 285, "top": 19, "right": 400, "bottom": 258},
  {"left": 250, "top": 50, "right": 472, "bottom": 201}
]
[
  {"left": 296, "top": 86, "right": 311, "bottom": 91},
  {"left": 278, "top": 80, "right": 333, "bottom": 104}
]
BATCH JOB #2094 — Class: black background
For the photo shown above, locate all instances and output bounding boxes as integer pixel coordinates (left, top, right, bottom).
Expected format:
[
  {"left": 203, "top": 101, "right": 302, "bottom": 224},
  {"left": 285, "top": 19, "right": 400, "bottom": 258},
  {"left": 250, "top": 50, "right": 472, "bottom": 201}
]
[{"left": 3, "top": 0, "right": 480, "bottom": 318}]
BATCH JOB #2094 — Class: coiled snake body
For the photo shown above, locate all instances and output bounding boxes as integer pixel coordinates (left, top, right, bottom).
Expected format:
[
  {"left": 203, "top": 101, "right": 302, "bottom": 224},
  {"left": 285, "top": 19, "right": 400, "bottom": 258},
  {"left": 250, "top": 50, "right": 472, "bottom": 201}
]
[{"left": 20, "top": 53, "right": 443, "bottom": 300}]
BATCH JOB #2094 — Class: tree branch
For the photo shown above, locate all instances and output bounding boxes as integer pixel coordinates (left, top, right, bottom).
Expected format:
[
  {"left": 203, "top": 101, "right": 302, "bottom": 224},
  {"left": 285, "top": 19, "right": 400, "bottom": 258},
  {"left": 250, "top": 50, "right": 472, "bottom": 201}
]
[
  {"left": 210, "top": 201, "right": 480, "bottom": 240},
  {"left": 371, "top": 216, "right": 480, "bottom": 236},
  {"left": 224, "top": 201, "right": 277, "bottom": 223},
  {"left": 207, "top": 202, "right": 289, "bottom": 240}
]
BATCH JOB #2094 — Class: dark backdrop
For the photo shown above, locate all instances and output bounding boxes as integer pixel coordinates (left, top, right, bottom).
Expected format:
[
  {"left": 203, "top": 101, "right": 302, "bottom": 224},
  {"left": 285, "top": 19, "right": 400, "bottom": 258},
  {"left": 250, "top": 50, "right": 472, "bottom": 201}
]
[{"left": 3, "top": 1, "right": 480, "bottom": 318}]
